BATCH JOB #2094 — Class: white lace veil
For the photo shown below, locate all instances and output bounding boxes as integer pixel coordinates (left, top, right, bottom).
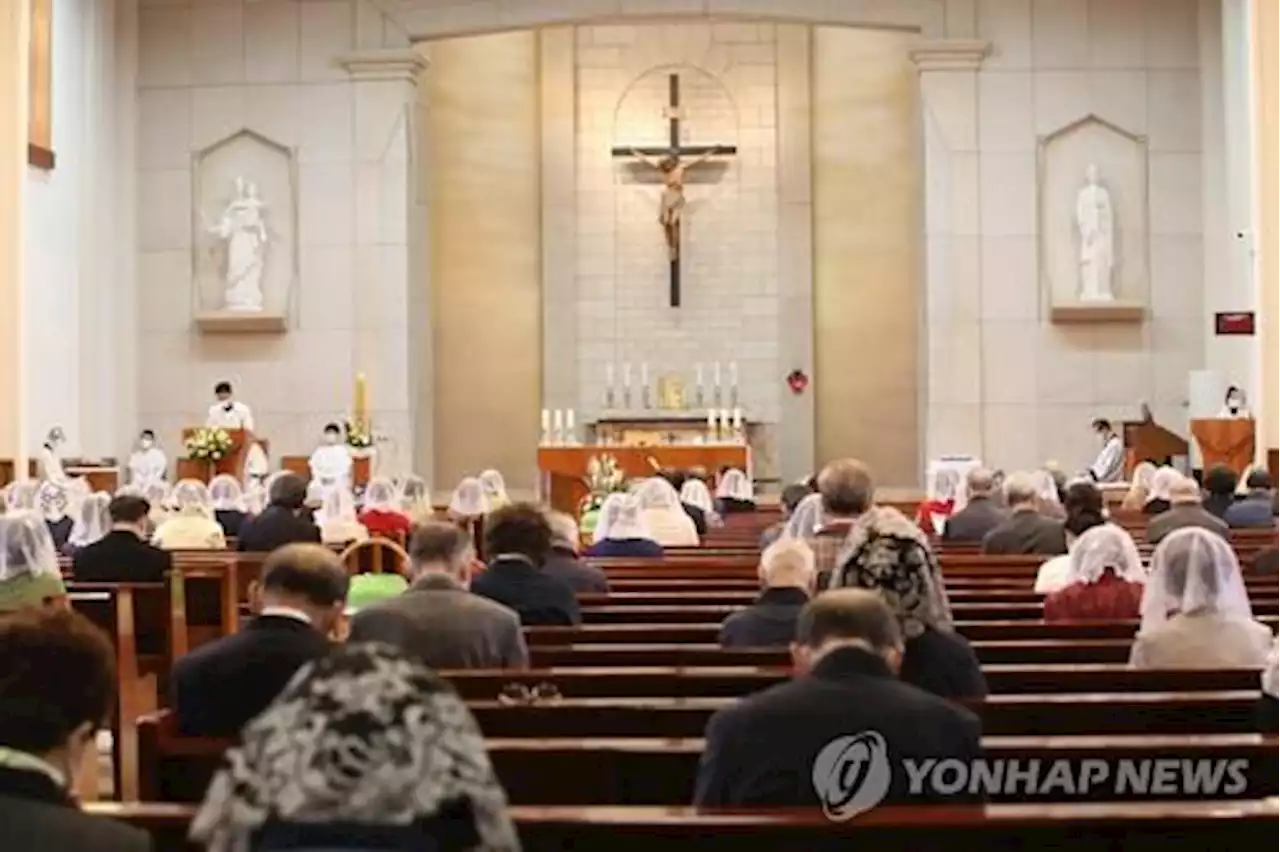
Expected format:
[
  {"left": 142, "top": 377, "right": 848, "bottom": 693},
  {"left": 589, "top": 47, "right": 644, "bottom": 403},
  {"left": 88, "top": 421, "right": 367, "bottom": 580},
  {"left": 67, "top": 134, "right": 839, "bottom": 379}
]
[
  {"left": 363, "top": 477, "right": 398, "bottom": 511},
  {"left": 209, "top": 475, "right": 246, "bottom": 512},
  {"left": 1131, "top": 462, "right": 1157, "bottom": 492},
  {"left": 68, "top": 492, "right": 112, "bottom": 548},
  {"left": 592, "top": 493, "right": 651, "bottom": 543},
  {"left": 5, "top": 481, "right": 38, "bottom": 515},
  {"left": 478, "top": 469, "right": 508, "bottom": 503},
  {"left": 316, "top": 487, "right": 359, "bottom": 526},
  {"left": 172, "top": 479, "right": 215, "bottom": 518},
  {"left": 1139, "top": 527, "right": 1254, "bottom": 631},
  {"left": 143, "top": 481, "right": 172, "bottom": 511},
  {"left": 679, "top": 479, "right": 714, "bottom": 513},
  {"left": 1148, "top": 466, "right": 1183, "bottom": 502},
  {"left": 38, "top": 481, "right": 70, "bottom": 522},
  {"left": 716, "top": 468, "right": 753, "bottom": 500},
  {"left": 398, "top": 475, "right": 432, "bottom": 514},
  {"left": 448, "top": 477, "right": 490, "bottom": 517},
  {"left": 1030, "top": 470, "right": 1061, "bottom": 509},
  {"left": 0, "top": 512, "right": 60, "bottom": 582},
  {"left": 1063, "top": 523, "right": 1146, "bottom": 585},
  {"left": 784, "top": 492, "right": 825, "bottom": 539},
  {"left": 634, "top": 477, "right": 682, "bottom": 513}
]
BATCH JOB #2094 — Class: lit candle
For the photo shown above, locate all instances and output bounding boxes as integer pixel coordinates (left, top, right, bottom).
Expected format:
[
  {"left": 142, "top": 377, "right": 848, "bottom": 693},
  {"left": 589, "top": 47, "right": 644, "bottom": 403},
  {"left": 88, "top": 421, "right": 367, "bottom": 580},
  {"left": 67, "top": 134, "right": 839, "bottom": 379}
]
[
  {"left": 623, "top": 362, "right": 632, "bottom": 387},
  {"left": 541, "top": 409, "right": 550, "bottom": 433},
  {"left": 713, "top": 361, "right": 721, "bottom": 389},
  {"left": 733, "top": 407, "right": 742, "bottom": 429}
]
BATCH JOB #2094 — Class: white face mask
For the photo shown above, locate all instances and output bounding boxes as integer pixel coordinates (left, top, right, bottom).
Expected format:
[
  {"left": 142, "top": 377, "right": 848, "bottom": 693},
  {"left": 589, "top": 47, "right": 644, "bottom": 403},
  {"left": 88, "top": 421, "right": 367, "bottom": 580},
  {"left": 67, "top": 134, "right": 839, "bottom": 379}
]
[
  {"left": 324, "top": 433, "right": 340, "bottom": 445},
  {"left": 1227, "top": 396, "right": 1241, "bottom": 411},
  {"left": 140, "top": 438, "right": 154, "bottom": 450}
]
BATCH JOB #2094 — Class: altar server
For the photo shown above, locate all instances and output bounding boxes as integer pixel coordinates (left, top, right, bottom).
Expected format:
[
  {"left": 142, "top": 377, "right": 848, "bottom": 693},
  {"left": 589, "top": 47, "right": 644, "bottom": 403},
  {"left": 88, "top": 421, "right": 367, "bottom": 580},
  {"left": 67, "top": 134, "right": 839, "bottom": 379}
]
[
  {"left": 308, "top": 422, "right": 353, "bottom": 500},
  {"left": 128, "top": 429, "right": 168, "bottom": 489}
]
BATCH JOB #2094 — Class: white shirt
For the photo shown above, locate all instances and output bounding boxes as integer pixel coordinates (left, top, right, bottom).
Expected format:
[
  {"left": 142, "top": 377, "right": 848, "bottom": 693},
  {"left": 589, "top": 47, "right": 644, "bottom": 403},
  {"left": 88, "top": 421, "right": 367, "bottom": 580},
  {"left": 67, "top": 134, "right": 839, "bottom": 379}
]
[
  {"left": 1218, "top": 405, "right": 1251, "bottom": 419},
  {"left": 260, "top": 605, "right": 312, "bottom": 625},
  {"left": 128, "top": 446, "right": 168, "bottom": 487},
  {"left": 309, "top": 443, "right": 353, "bottom": 484},
  {"left": 206, "top": 400, "right": 255, "bottom": 431},
  {"left": 38, "top": 444, "right": 66, "bottom": 483},
  {"left": 1090, "top": 434, "right": 1124, "bottom": 483}
]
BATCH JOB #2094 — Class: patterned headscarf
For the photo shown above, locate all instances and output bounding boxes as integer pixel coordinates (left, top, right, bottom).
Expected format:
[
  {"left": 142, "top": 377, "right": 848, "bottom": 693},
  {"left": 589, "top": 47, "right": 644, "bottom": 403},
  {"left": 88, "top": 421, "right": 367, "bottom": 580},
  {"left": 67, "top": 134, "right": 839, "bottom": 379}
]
[{"left": 190, "top": 643, "right": 520, "bottom": 852}]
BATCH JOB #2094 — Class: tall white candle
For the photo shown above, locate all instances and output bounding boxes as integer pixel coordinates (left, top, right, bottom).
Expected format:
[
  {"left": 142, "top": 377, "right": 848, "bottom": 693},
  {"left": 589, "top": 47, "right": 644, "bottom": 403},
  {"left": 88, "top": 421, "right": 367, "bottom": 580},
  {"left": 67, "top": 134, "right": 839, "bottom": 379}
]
[
  {"left": 695, "top": 363, "right": 703, "bottom": 387},
  {"left": 566, "top": 409, "right": 575, "bottom": 430},
  {"left": 733, "top": 407, "right": 743, "bottom": 429},
  {"left": 623, "top": 362, "right": 632, "bottom": 387},
  {"left": 719, "top": 409, "right": 731, "bottom": 434},
  {"left": 707, "top": 410, "right": 716, "bottom": 430},
  {"left": 729, "top": 361, "right": 738, "bottom": 389},
  {"left": 541, "top": 409, "right": 550, "bottom": 432},
  {"left": 605, "top": 363, "right": 614, "bottom": 389},
  {"left": 553, "top": 409, "right": 564, "bottom": 431},
  {"left": 640, "top": 363, "right": 649, "bottom": 386},
  {"left": 713, "top": 361, "right": 722, "bottom": 388}
]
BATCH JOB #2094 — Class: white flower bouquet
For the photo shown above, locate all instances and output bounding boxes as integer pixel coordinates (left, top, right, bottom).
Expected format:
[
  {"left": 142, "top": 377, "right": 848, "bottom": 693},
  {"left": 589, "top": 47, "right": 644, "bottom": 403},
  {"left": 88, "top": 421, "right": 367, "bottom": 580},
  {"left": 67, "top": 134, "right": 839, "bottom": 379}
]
[{"left": 184, "top": 426, "right": 235, "bottom": 461}]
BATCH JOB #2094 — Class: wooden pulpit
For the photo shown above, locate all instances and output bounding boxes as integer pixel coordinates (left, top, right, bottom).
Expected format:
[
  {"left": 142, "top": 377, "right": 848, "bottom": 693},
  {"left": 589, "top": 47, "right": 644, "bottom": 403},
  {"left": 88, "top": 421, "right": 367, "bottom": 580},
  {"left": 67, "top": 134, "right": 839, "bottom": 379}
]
[
  {"left": 1190, "top": 418, "right": 1256, "bottom": 478},
  {"left": 179, "top": 428, "right": 268, "bottom": 483},
  {"left": 1121, "top": 417, "right": 1188, "bottom": 475}
]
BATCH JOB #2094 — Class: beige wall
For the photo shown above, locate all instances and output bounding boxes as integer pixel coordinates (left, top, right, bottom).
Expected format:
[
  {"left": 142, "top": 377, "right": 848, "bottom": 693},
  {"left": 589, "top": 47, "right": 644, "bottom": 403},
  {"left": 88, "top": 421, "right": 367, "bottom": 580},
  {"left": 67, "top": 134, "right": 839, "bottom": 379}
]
[
  {"left": 812, "top": 26, "right": 921, "bottom": 486},
  {"left": 426, "top": 32, "right": 542, "bottom": 493},
  {"left": 0, "top": 1, "right": 26, "bottom": 459},
  {"left": 1257, "top": 0, "right": 1278, "bottom": 450}
]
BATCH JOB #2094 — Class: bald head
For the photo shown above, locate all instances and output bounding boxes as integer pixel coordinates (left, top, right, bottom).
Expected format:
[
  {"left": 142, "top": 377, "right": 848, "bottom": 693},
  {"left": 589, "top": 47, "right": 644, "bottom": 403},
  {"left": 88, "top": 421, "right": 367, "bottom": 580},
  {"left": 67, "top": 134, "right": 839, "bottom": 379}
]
[
  {"left": 759, "top": 538, "right": 815, "bottom": 591},
  {"left": 966, "top": 467, "right": 995, "bottom": 498},
  {"left": 792, "top": 589, "right": 904, "bottom": 675}
]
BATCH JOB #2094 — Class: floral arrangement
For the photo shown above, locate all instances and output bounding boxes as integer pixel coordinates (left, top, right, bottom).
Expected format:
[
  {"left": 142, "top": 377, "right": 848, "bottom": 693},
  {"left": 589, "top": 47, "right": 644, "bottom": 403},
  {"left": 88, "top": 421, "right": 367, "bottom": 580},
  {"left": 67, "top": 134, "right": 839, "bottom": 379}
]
[
  {"left": 345, "top": 417, "right": 373, "bottom": 449},
  {"left": 578, "top": 453, "right": 628, "bottom": 515},
  {"left": 184, "top": 426, "right": 234, "bottom": 461}
]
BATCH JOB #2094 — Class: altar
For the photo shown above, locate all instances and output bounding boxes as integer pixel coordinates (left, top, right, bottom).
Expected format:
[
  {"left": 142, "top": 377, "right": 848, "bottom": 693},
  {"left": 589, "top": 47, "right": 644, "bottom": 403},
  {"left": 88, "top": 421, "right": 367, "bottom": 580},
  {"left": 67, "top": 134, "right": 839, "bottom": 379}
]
[{"left": 538, "top": 444, "right": 750, "bottom": 515}]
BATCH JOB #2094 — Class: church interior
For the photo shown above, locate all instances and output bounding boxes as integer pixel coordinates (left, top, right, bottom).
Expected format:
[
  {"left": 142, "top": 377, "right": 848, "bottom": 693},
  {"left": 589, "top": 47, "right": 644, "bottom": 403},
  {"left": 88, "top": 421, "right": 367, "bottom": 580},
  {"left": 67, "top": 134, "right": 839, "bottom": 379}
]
[{"left": 0, "top": 0, "right": 1278, "bottom": 847}]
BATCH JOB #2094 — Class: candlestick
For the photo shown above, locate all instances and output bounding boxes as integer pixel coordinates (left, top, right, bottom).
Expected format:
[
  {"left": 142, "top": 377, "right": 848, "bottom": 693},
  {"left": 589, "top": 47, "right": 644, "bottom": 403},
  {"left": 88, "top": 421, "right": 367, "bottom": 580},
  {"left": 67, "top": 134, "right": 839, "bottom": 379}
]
[
  {"left": 720, "top": 409, "right": 731, "bottom": 438},
  {"left": 541, "top": 409, "right": 550, "bottom": 434},
  {"left": 553, "top": 409, "right": 563, "bottom": 433},
  {"left": 733, "top": 407, "right": 743, "bottom": 430},
  {"left": 566, "top": 409, "right": 575, "bottom": 432}
]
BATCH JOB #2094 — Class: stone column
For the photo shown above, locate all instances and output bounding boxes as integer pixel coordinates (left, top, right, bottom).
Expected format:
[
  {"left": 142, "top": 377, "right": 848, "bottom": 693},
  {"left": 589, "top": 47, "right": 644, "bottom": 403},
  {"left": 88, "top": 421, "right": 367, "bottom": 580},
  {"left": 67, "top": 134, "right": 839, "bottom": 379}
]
[
  {"left": 0, "top": 2, "right": 26, "bottom": 468},
  {"left": 911, "top": 39, "right": 990, "bottom": 463},
  {"left": 339, "top": 48, "right": 427, "bottom": 477}
]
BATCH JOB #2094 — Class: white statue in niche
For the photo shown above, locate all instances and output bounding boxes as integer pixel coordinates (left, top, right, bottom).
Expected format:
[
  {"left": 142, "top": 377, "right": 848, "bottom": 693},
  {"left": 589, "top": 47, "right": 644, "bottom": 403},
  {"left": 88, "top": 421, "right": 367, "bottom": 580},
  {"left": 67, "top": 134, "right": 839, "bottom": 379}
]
[
  {"left": 1075, "top": 163, "right": 1115, "bottom": 302},
  {"left": 207, "top": 176, "right": 268, "bottom": 312}
]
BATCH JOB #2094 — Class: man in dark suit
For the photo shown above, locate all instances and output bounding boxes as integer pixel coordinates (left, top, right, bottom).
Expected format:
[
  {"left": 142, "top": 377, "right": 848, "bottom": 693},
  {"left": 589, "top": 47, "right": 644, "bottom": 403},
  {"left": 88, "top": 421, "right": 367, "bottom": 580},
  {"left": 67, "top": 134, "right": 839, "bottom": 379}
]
[
  {"left": 981, "top": 472, "right": 1067, "bottom": 556},
  {"left": 0, "top": 609, "right": 151, "bottom": 851},
  {"left": 942, "top": 468, "right": 1008, "bottom": 544},
  {"left": 695, "top": 589, "right": 982, "bottom": 807},
  {"left": 1148, "top": 477, "right": 1230, "bottom": 544},
  {"left": 170, "top": 543, "right": 347, "bottom": 736},
  {"left": 1225, "top": 469, "right": 1277, "bottom": 528},
  {"left": 350, "top": 521, "right": 528, "bottom": 669},
  {"left": 71, "top": 495, "right": 171, "bottom": 583},
  {"left": 542, "top": 511, "right": 609, "bottom": 593},
  {"left": 720, "top": 538, "right": 813, "bottom": 648},
  {"left": 471, "top": 503, "right": 580, "bottom": 626},
  {"left": 236, "top": 472, "right": 321, "bottom": 552}
]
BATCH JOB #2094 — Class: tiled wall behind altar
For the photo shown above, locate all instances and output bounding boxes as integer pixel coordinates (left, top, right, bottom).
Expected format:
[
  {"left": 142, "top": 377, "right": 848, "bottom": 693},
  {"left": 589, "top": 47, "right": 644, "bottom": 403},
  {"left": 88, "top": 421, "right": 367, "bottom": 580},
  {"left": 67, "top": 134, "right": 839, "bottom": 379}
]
[
  {"left": 569, "top": 22, "right": 785, "bottom": 428},
  {"left": 134, "top": 0, "right": 416, "bottom": 471},
  {"left": 927, "top": 0, "right": 1208, "bottom": 474}
]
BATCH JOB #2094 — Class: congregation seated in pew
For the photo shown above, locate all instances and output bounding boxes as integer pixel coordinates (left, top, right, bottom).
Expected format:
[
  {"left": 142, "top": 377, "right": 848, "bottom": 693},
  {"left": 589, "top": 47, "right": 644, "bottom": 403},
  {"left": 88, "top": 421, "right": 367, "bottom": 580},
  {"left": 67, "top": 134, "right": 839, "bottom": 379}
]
[
  {"left": 1042, "top": 524, "right": 1145, "bottom": 623},
  {"left": 542, "top": 511, "right": 610, "bottom": 594},
  {"left": 940, "top": 468, "right": 1008, "bottom": 544},
  {"left": 584, "top": 493, "right": 664, "bottom": 558},
  {"left": 757, "top": 482, "right": 809, "bottom": 550},
  {"left": 1141, "top": 466, "right": 1182, "bottom": 516},
  {"left": 349, "top": 521, "right": 529, "bottom": 670},
  {"left": 64, "top": 490, "right": 111, "bottom": 555},
  {"left": 719, "top": 537, "right": 813, "bottom": 649},
  {"left": 0, "top": 513, "right": 66, "bottom": 612},
  {"left": 471, "top": 503, "right": 581, "bottom": 626},
  {"left": 1130, "top": 528, "right": 1274, "bottom": 670},
  {"left": 790, "top": 460, "right": 868, "bottom": 585},
  {"left": 71, "top": 495, "right": 170, "bottom": 585},
  {"left": 714, "top": 467, "right": 756, "bottom": 516},
  {"left": 1226, "top": 468, "right": 1278, "bottom": 529},
  {"left": 635, "top": 477, "right": 700, "bottom": 547},
  {"left": 171, "top": 543, "right": 348, "bottom": 738},
  {"left": 207, "top": 475, "right": 249, "bottom": 539},
  {"left": 356, "top": 477, "right": 413, "bottom": 539},
  {"left": 235, "top": 473, "right": 321, "bottom": 553},
  {"left": 981, "top": 472, "right": 1067, "bottom": 557},
  {"left": 1203, "top": 464, "right": 1241, "bottom": 520},
  {"left": 1147, "top": 476, "right": 1230, "bottom": 545},
  {"left": 150, "top": 480, "right": 226, "bottom": 551},
  {"left": 671, "top": 470, "right": 716, "bottom": 534},
  {"left": 0, "top": 609, "right": 150, "bottom": 852},
  {"left": 695, "top": 590, "right": 982, "bottom": 808},
  {"left": 188, "top": 643, "right": 519, "bottom": 852},
  {"left": 826, "top": 459, "right": 987, "bottom": 701},
  {"left": 1034, "top": 480, "right": 1107, "bottom": 594}
]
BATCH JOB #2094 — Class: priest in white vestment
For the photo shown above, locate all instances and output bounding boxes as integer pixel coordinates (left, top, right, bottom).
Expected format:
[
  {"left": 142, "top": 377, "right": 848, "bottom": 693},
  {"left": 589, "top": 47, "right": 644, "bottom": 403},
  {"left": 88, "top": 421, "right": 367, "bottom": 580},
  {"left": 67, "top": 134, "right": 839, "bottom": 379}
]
[
  {"left": 1088, "top": 417, "right": 1125, "bottom": 483},
  {"left": 205, "top": 381, "right": 255, "bottom": 431},
  {"left": 308, "top": 423, "right": 353, "bottom": 501},
  {"left": 127, "top": 429, "right": 168, "bottom": 488}
]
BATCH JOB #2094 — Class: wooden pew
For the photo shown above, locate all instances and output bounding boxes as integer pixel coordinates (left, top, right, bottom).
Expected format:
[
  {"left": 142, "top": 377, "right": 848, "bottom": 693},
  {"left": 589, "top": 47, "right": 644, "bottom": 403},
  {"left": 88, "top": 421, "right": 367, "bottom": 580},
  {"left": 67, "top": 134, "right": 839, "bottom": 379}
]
[{"left": 92, "top": 799, "right": 1280, "bottom": 850}]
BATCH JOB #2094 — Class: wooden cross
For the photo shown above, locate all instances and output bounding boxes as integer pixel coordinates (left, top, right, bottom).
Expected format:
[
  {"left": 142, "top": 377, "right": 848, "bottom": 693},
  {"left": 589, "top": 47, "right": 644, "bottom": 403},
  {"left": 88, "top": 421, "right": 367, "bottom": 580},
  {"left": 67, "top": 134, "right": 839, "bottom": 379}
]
[{"left": 611, "top": 72, "right": 737, "bottom": 307}]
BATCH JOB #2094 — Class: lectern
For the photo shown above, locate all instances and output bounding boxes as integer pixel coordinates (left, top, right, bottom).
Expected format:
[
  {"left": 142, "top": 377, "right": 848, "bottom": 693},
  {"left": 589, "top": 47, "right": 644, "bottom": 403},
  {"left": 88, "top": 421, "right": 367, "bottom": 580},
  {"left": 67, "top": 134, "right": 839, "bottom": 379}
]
[
  {"left": 1121, "top": 417, "right": 1188, "bottom": 474},
  {"left": 1190, "top": 418, "right": 1256, "bottom": 478}
]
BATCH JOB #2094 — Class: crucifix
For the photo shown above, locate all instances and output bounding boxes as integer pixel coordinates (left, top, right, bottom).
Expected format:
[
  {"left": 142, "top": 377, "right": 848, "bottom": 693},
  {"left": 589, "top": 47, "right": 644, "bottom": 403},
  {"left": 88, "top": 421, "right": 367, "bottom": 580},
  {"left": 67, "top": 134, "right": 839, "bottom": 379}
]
[{"left": 611, "top": 72, "right": 737, "bottom": 307}]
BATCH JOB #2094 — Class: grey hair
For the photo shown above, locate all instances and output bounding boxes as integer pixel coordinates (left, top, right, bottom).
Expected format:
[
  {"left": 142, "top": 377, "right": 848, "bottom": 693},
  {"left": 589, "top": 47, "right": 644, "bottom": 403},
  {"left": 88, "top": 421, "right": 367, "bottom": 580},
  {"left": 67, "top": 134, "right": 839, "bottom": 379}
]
[
  {"left": 546, "top": 510, "right": 580, "bottom": 550},
  {"left": 1003, "top": 471, "right": 1039, "bottom": 506},
  {"left": 966, "top": 467, "right": 994, "bottom": 496},
  {"left": 817, "top": 459, "right": 875, "bottom": 516},
  {"left": 795, "top": 589, "right": 903, "bottom": 652},
  {"left": 759, "top": 537, "right": 815, "bottom": 587}
]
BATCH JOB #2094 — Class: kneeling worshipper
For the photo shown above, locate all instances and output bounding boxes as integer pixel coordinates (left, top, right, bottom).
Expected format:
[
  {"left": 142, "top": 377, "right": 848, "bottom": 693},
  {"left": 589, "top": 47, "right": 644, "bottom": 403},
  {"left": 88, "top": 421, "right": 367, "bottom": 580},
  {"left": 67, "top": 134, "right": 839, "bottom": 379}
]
[
  {"left": 479, "top": 468, "right": 511, "bottom": 511},
  {"left": 127, "top": 429, "right": 168, "bottom": 489},
  {"left": 188, "top": 643, "right": 520, "bottom": 852},
  {"left": 357, "top": 477, "right": 412, "bottom": 538},
  {"left": 715, "top": 468, "right": 757, "bottom": 514},
  {"left": 0, "top": 513, "right": 66, "bottom": 612},
  {"left": 64, "top": 491, "right": 111, "bottom": 554},
  {"left": 1130, "top": 527, "right": 1273, "bottom": 669},
  {"left": 680, "top": 476, "right": 721, "bottom": 530},
  {"left": 586, "top": 493, "right": 663, "bottom": 558},
  {"left": 1143, "top": 466, "right": 1183, "bottom": 516},
  {"left": 37, "top": 481, "right": 73, "bottom": 551},
  {"left": 209, "top": 474, "right": 249, "bottom": 538},
  {"left": 634, "top": 477, "right": 699, "bottom": 546},
  {"left": 314, "top": 487, "right": 369, "bottom": 546},
  {"left": 1043, "top": 524, "right": 1145, "bottom": 622},
  {"left": 151, "top": 480, "right": 227, "bottom": 550},
  {"left": 308, "top": 422, "right": 352, "bottom": 501}
]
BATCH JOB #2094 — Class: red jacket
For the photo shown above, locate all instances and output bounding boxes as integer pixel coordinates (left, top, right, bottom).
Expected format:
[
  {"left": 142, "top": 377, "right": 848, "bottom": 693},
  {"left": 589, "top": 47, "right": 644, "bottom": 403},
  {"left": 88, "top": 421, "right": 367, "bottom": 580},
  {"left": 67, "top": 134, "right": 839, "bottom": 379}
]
[{"left": 1043, "top": 572, "right": 1143, "bottom": 622}]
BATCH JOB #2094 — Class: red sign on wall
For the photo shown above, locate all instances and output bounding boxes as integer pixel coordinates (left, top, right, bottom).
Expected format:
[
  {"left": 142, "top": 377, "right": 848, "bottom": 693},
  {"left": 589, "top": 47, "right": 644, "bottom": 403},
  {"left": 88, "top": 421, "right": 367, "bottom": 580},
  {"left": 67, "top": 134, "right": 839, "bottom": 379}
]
[{"left": 1214, "top": 312, "right": 1256, "bottom": 335}]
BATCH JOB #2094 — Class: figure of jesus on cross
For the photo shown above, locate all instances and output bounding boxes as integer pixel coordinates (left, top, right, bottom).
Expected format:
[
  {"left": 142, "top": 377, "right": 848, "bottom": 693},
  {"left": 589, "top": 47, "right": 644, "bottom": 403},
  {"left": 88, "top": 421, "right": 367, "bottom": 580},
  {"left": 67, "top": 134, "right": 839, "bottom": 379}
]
[{"left": 612, "top": 72, "right": 736, "bottom": 306}]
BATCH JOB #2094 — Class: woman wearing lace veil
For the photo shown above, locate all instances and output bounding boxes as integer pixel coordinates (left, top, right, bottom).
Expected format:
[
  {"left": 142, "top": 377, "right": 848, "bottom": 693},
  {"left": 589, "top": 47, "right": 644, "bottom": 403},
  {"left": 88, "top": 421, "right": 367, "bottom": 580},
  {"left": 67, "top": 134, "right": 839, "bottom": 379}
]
[
  {"left": 585, "top": 492, "right": 663, "bottom": 558},
  {"left": 634, "top": 477, "right": 699, "bottom": 547},
  {"left": 478, "top": 469, "right": 511, "bottom": 511},
  {"left": 209, "top": 474, "right": 249, "bottom": 538},
  {"left": 448, "top": 477, "right": 491, "bottom": 561},
  {"left": 1130, "top": 527, "right": 1272, "bottom": 669},
  {"left": 315, "top": 486, "right": 369, "bottom": 546},
  {"left": 152, "top": 479, "right": 227, "bottom": 550},
  {"left": 0, "top": 513, "right": 65, "bottom": 612},
  {"left": 37, "top": 481, "right": 74, "bottom": 551},
  {"left": 399, "top": 474, "right": 436, "bottom": 525},
  {"left": 190, "top": 643, "right": 520, "bottom": 852},
  {"left": 65, "top": 492, "right": 112, "bottom": 553},
  {"left": 1043, "top": 523, "right": 1145, "bottom": 622},
  {"left": 357, "top": 477, "right": 412, "bottom": 539}
]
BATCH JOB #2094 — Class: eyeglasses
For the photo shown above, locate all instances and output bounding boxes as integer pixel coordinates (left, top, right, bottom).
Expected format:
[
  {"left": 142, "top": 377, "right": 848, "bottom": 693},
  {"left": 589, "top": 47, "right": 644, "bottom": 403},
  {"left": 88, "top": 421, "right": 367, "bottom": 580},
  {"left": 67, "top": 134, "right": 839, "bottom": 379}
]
[{"left": 497, "top": 682, "right": 563, "bottom": 705}]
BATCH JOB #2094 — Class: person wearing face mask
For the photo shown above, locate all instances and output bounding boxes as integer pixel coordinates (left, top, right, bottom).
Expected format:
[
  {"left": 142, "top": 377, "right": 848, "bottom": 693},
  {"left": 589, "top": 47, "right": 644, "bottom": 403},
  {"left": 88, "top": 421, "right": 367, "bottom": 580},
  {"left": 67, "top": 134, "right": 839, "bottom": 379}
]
[
  {"left": 127, "top": 429, "right": 168, "bottom": 490},
  {"left": 205, "top": 381, "right": 255, "bottom": 431},
  {"left": 37, "top": 426, "right": 69, "bottom": 484},
  {"left": 0, "top": 609, "right": 151, "bottom": 851},
  {"left": 307, "top": 422, "right": 352, "bottom": 502},
  {"left": 1087, "top": 417, "right": 1124, "bottom": 483},
  {"left": 1220, "top": 385, "right": 1251, "bottom": 418}
]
